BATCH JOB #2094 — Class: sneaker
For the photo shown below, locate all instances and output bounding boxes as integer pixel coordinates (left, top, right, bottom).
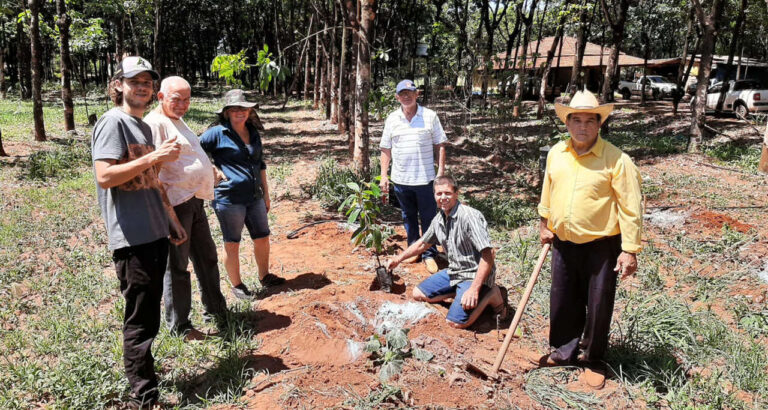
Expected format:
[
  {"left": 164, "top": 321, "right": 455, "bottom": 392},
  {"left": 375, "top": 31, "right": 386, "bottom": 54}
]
[
  {"left": 260, "top": 273, "right": 286, "bottom": 287},
  {"left": 231, "top": 283, "right": 254, "bottom": 300},
  {"left": 424, "top": 258, "right": 439, "bottom": 273}
]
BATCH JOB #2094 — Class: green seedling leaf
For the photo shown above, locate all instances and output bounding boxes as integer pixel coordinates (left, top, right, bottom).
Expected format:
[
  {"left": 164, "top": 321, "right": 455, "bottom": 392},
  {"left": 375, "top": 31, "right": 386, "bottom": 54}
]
[
  {"left": 386, "top": 329, "right": 409, "bottom": 351},
  {"left": 346, "top": 181, "right": 361, "bottom": 191},
  {"left": 412, "top": 348, "right": 434, "bottom": 362},
  {"left": 379, "top": 359, "right": 404, "bottom": 382},
  {"left": 348, "top": 208, "right": 361, "bottom": 224},
  {"left": 365, "top": 337, "right": 382, "bottom": 353}
]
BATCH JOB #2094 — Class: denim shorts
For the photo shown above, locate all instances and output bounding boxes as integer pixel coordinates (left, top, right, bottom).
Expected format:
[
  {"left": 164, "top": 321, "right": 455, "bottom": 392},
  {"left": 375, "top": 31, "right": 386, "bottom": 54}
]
[
  {"left": 212, "top": 199, "right": 270, "bottom": 243},
  {"left": 417, "top": 270, "right": 489, "bottom": 324}
]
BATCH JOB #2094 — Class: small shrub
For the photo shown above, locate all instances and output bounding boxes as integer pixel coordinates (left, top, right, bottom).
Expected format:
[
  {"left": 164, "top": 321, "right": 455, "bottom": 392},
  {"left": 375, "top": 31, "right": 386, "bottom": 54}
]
[{"left": 23, "top": 140, "right": 91, "bottom": 181}]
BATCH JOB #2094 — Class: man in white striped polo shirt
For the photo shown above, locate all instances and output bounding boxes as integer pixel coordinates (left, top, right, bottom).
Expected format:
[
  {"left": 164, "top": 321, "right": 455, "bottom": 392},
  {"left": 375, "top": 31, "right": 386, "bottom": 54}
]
[
  {"left": 380, "top": 79, "right": 447, "bottom": 274},
  {"left": 387, "top": 176, "right": 507, "bottom": 329}
]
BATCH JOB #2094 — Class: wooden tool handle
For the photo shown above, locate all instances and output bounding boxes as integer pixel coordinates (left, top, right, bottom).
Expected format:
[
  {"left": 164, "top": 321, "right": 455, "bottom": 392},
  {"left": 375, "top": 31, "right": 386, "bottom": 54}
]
[{"left": 491, "top": 243, "right": 551, "bottom": 374}]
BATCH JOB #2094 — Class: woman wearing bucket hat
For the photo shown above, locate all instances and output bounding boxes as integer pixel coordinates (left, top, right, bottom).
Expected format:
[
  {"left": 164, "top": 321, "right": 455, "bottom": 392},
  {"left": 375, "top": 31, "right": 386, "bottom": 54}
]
[{"left": 200, "top": 89, "right": 285, "bottom": 300}]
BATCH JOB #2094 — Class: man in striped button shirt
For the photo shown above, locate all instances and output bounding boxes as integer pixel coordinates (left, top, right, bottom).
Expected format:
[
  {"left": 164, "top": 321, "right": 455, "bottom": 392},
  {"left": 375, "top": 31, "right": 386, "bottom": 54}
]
[
  {"left": 538, "top": 90, "right": 643, "bottom": 389},
  {"left": 387, "top": 175, "right": 507, "bottom": 329}
]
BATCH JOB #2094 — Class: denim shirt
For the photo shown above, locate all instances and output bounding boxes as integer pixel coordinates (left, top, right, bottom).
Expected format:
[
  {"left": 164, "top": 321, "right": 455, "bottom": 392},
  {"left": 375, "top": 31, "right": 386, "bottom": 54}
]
[{"left": 200, "top": 122, "right": 266, "bottom": 205}]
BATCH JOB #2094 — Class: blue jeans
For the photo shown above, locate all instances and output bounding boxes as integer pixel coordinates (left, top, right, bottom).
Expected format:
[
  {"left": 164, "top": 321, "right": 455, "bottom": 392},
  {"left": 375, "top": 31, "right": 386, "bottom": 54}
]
[
  {"left": 212, "top": 199, "right": 270, "bottom": 243},
  {"left": 393, "top": 182, "right": 437, "bottom": 259},
  {"left": 417, "top": 270, "right": 490, "bottom": 324}
]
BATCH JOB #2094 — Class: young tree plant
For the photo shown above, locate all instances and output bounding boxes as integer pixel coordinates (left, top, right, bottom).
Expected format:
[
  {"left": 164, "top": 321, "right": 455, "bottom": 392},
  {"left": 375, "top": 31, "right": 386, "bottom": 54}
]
[{"left": 338, "top": 177, "right": 394, "bottom": 289}]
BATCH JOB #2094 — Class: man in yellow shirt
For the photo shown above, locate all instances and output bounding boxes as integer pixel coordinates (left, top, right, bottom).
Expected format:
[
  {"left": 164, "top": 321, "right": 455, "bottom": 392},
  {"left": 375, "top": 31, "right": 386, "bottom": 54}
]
[{"left": 537, "top": 90, "right": 643, "bottom": 389}]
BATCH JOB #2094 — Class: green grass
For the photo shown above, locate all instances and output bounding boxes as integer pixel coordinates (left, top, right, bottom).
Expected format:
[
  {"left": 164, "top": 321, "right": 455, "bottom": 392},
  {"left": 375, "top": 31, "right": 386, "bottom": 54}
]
[
  {"left": 705, "top": 143, "right": 762, "bottom": 173},
  {"left": 463, "top": 192, "right": 537, "bottom": 229}
]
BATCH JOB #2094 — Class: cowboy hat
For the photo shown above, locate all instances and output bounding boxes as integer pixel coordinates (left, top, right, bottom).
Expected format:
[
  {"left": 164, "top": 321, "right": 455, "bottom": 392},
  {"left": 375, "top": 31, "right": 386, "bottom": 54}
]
[
  {"left": 216, "top": 89, "right": 257, "bottom": 114},
  {"left": 554, "top": 89, "right": 614, "bottom": 125}
]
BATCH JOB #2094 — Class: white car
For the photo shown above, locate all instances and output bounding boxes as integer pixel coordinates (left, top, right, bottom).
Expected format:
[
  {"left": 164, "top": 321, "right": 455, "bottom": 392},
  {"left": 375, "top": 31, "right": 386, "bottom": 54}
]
[
  {"left": 703, "top": 80, "right": 768, "bottom": 117},
  {"left": 618, "top": 75, "right": 678, "bottom": 100}
]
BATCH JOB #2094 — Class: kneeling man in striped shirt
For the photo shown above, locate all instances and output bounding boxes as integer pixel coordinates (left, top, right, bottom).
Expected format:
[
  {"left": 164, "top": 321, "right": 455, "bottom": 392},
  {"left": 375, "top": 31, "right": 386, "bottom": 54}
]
[{"left": 387, "top": 175, "right": 507, "bottom": 329}]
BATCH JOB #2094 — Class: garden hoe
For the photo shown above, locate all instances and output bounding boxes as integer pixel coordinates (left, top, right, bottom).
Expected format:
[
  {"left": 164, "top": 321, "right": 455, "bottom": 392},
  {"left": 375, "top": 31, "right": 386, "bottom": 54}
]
[{"left": 465, "top": 243, "right": 551, "bottom": 380}]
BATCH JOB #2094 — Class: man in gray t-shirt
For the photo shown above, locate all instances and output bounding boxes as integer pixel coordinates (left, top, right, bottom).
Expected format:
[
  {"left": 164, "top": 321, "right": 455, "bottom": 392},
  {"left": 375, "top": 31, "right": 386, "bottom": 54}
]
[{"left": 91, "top": 56, "right": 182, "bottom": 408}]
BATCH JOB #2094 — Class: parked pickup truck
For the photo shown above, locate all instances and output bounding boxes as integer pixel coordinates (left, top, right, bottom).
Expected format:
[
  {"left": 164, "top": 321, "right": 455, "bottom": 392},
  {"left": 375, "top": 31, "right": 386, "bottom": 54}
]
[
  {"left": 702, "top": 80, "right": 768, "bottom": 118},
  {"left": 618, "top": 75, "right": 678, "bottom": 100}
]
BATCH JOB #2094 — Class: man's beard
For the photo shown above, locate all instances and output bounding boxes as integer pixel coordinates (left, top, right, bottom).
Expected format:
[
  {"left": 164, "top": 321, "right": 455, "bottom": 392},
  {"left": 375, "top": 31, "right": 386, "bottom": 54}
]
[{"left": 125, "top": 94, "right": 151, "bottom": 110}]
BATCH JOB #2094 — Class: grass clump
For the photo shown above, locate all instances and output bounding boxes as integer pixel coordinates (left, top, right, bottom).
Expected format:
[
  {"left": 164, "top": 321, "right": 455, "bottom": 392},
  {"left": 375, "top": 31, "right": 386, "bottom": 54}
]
[
  {"left": 307, "top": 157, "right": 361, "bottom": 208},
  {"left": 524, "top": 367, "right": 601, "bottom": 409},
  {"left": 705, "top": 143, "right": 761, "bottom": 172},
  {"left": 22, "top": 139, "right": 91, "bottom": 181},
  {"left": 305, "top": 156, "right": 382, "bottom": 210},
  {"left": 464, "top": 192, "right": 536, "bottom": 229}
]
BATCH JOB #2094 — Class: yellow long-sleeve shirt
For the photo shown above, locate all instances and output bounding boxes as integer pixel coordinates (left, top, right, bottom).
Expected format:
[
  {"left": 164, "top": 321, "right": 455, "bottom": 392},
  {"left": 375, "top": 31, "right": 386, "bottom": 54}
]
[{"left": 538, "top": 137, "right": 643, "bottom": 253}]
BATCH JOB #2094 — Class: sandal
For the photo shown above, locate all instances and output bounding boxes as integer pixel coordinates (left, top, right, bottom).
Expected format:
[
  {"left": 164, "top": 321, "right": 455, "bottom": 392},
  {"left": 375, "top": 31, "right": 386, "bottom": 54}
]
[{"left": 260, "top": 273, "right": 286, "bottom": 287}]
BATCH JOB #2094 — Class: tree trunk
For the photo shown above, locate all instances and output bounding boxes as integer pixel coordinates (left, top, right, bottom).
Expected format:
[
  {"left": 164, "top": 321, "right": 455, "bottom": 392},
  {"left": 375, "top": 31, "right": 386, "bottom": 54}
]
[
  {"left": 512, "top": 0, "right": 538, "bottom": 118},
  {"left": 569, "top": 0, "right": 591, "bottom": 93},
  {"left": 153, "top": 0, "right": 163, "bottom": 76},
  {"left": 599, "top": 0, "right": 630, "bottom": 102},
  {"left": 348, "top": 28, "right": 357, "bottom": 156},
  {"left": 330, "top": 7, "right": 339, "bottom": 124},
  {"left": 0, "top": 128, "right": 7, "bottom": 156},
  {"left": 17, "top": 0, "right": 31, "bottom": 99},
  {"left": 303, "top": 32, "right": 311, "bottom": 99},
  {"left": 313, "top": 21, "right": 322, "bottom": 109},
  {"left": 689, "top": 0, "right": 724, "bottom": 152},
  {"left": 116, "top": 16, "right": 125, "bottom": 60},
  {"left": 715, "top": 0, "right": 746, "bottom": 112},
  {"left": 537, "top": 6, "right": 567, "bottom": 117},
  {"left": 339, "top": 25, "right": 350, "bottom": 133},
  {"left": 29, "top": 0, "right": 45, "bottom": 141},
  {"left": 354, "top": 0, "right": 375, "bottom": 177},
  {"left": 57, "top": 0, "right": 75, "bottom": 131},
  {"left": 499, "top": 3, "right": 523, "bottom": 97},
  {"left": 0, "top": 37, "right": 6, "bottom": 100}
]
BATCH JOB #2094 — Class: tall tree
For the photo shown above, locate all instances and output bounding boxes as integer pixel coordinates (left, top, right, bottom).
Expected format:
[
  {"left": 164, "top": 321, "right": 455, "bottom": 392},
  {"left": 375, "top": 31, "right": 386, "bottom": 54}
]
[
  {"left": 153, "top": 0, "right": 163, "bottom": 75},
  {"left": 689, "top": 0, "right": 724, "bottom": 152},
  {"left": 599, "top": 0, "right": 631, "bottom": 102},
  {"left": 478, "top": 0, "right": 509, "bottom": 104},
  {"left": 568, "top": 0, "right": 596, "bottom": 94},
  {"left": 538, "top": 0, "right": 571, "bottom": 117},
  {"left": 313, "top": 24, "right": 321, "bottom": 108},
  {"left": 16, "top": 0, "right": 30, "bottom": 99},
  {"left": 512, "top": 0, "right": 538, "bottom": 118},
  {"left": 0, "top": 27, "right": 6, "bottom": 99},
  {"left": 28, "top": 0, "right": 45, "bottom": 141},
  {"left": 57, "top": 0, "right": 75, "bottom": 131},
  {"left": 338, "top": 0, "right": 352, "bottom": 136},
  {"left": 715, "top": 0, "right": 747, "bottom": 112},
  {"left": 499, "top": 2, "right": 523, "bottom": 97},
  {"left": 0, "top": 128, "right": 6, "bottom": 156},
  {"left": 354, "top": 0, "right": 375, "bottom": 177}
]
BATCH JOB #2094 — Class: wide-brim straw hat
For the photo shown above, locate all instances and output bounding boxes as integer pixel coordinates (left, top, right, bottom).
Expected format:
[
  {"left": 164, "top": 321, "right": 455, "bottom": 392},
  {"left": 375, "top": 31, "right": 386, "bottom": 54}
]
[
  {"left": 216, "top": 89, "right": 257, "bottom": 114},
  {"left": 554, "top": 90, "right": 614, "bottom": 125}
]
